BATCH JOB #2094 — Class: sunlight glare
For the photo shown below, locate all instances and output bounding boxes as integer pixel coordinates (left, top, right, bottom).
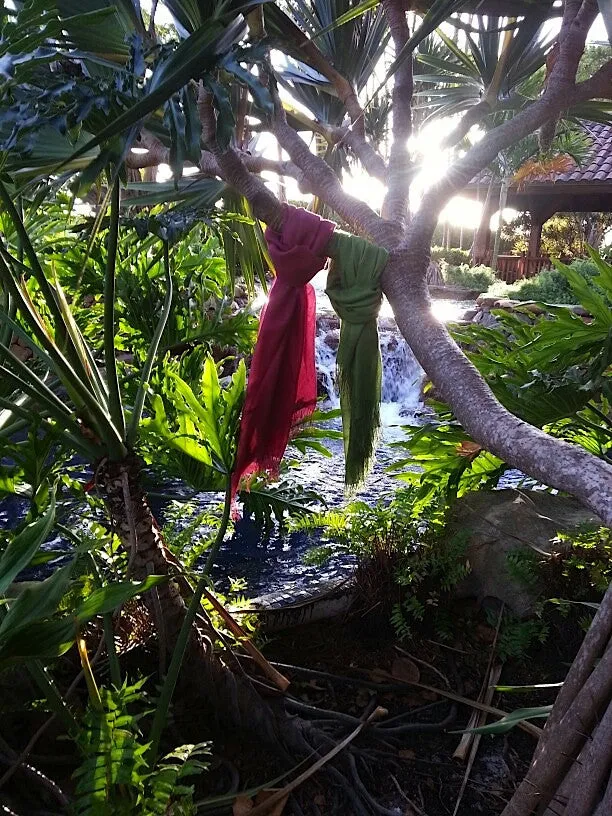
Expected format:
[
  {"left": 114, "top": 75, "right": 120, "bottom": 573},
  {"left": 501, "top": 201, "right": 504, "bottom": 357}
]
[{"left": 431, "top": 300, "right": 468, "bottom": 322}]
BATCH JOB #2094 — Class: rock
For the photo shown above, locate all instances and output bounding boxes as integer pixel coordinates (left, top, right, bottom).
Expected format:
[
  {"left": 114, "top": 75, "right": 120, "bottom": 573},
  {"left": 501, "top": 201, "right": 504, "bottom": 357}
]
[
  {"left": 450, "top": 490, "right": 600, "bottom": 616},
  {"left": 518, "top": 301, "right": 546, "bottom": 314},
  {"left": 9, "top": 339, "right": 32, "bottom": 362},
  {"left": 571, "top": 305, "right": 592, "bottom": 318},
  {"left": 463, "top": 308, "right": 478, "bottom": 321},
  {"left": 476, "top": 295, "right": 498, "bottom": 307},
  {"left": 493, "top": 298, "right": 521, "bottom": 309},
  {"left": 322, "top": 330, "right": 339, "bottom": 351},
  {"left": 248, "top": 576, "right": 356, "bottom": 631},
  {"left": 472, "top": 309, "right": 500, "bottom": 329}
]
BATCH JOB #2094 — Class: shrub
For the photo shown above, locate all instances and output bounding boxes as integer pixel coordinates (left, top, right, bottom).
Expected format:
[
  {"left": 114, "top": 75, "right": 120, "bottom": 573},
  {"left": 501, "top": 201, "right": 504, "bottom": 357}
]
[
  {"left": 431, "top": 246, "right": 470, "bottom": 266},
  {"left": 486, "top": 258, "right": 608, "bottom": 305},
  {"left": 505, "top": 268, "right": 576, "bottom": 304},
  {"left": 443, "top": 264, "right": 496, "bottom": 291}
]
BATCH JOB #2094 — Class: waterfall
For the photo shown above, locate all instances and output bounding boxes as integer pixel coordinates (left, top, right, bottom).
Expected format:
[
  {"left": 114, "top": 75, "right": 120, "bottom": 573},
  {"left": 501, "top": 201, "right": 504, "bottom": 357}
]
[{"left": 315, "top": 316, "right": 424, "bottom": 425}]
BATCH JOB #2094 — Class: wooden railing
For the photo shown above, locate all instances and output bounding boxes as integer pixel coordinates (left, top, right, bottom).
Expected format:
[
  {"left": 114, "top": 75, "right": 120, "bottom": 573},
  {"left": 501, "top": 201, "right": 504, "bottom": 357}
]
[{"left": 475, "top": 253, "right": 553, "bottom": 283}]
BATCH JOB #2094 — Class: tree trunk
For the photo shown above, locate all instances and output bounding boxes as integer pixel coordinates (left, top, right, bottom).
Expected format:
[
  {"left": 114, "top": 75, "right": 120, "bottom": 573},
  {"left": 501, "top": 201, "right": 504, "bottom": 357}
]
[
  {"left": 381, "top": 252, "right": 612, "bottom": 524},
  {"left": 97, "top": 457, "right": 320, "bottom": 757},
  {"left": 471, "top": 179, "right": 495, "bottom": 265},
  {"left": 501, "top": 579, "right": 612, "bottom": 816},
  {"left": 491, "top": 176, "right": 509, "bottom": 271}
]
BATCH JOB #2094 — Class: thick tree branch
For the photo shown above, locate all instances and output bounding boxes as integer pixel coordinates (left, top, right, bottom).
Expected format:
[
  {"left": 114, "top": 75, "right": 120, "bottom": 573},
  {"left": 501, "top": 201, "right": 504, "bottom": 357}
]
[
  {"left": 403, "top": 0, "right": 605, "bottom": 251},
  {"left": 439, "top": 99, "right": 494, "bottom": 151},
  {"left": 381, "top": 0, "right": 413, "bottom": 225},
  {"left": 379, "top": 4, "right": 612, "bottom": 525},
  {"left": 199, "top": 87, "right": 283, "bottom": 230},
  {"left": 340, "top": 127, "right": 388, "bottom": 182},
  {"left": 382, "top": 250, "right": 612, "bottom": 524},
  {"left": 500, "top": 581, "right": 612, "bottom": 816},
  {"left": 126, "top": 131, "right": 303, "bottom": 180},
  {"left": 273, "top": 17, "right": 368, "bottom": 139},
  {"left": 271, "top": 98, "right": 400, "bottom": 245}
]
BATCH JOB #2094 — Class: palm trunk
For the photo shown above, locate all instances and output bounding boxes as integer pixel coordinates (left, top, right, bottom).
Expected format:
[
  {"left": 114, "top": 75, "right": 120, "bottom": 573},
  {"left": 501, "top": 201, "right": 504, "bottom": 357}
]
[{"left": 97, "top": 456, "right": 321, "bottom": 756}]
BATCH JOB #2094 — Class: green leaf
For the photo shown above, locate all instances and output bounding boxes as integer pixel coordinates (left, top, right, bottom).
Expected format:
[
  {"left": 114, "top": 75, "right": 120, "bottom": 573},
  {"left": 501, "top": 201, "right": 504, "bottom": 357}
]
[
  {"left": 553, "top": 259, "right": 612, "bottom": 327},
  {"left": 495, "top": 682, "right": 563, "bottom": 692},
  {"left": 451, "top": 705, "right": 552, "bottom": 736},
  {"left": 74, "top": 575, "right": 167, "bottom": 622},
  {"left": 64, "top": 17, "right": 247, "bottom": 172},
  {"left": 311, "top": 0, "right": 381, "bottom": 39},
  {"left": 377, "top": 1, "right": 469, "bottom": 93},
  {"left": 0, "top": 618, "right": 76, "bottom": 665},
  {"left": 0, "top": 565, "right": 72, "bottom": 639},
  {"left": 0, "top": 494, "right": 55, "bottom": 594}
]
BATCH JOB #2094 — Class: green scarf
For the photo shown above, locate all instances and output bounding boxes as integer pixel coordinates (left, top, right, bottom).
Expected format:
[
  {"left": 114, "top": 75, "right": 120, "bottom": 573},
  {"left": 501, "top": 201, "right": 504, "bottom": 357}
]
[{"left": 325, "top": 232, "right": 389, "bottom": 491}]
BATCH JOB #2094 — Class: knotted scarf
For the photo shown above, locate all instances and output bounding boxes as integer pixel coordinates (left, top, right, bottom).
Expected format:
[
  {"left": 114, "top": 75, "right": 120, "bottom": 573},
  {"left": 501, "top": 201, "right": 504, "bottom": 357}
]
[
  {"left": 326, "top": 232, "right": 389, "bottom": 491},
  {"left": 231, "top": 205, "right": 335, "bottom": 500}
]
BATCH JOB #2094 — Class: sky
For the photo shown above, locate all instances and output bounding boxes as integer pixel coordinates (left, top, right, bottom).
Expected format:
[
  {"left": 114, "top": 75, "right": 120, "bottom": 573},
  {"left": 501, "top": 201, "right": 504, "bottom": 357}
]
[{"left": 144, "top": 2, "right": 610, "bottom": 231}]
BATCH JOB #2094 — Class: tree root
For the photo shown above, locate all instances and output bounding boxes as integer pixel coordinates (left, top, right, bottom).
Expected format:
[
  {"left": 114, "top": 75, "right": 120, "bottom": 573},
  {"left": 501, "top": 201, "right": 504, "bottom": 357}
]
[
  {"left": 99, "top": 459, "right": 397, "bottom": 813},
  {"left": 502, "top": 581, "right": 612, "bottom": 816}
]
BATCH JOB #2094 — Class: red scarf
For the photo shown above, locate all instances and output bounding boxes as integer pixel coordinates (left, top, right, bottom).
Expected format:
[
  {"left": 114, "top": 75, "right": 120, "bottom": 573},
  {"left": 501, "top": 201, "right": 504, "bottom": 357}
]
[{"left": 231, "top": 206, "right": 335, "bottom": 500}]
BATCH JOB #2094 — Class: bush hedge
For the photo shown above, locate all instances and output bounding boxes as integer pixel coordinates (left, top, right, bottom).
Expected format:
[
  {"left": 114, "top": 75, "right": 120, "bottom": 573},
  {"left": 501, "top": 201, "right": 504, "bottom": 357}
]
[
  {"left": 431, "top": 246, "right": 471, "bottom": 266},
  {"left": 443, "top": 264, "right": 496, "bottom": 291},
  {"left": 486, "top": 258, "right": 607, "bottom": 304}
]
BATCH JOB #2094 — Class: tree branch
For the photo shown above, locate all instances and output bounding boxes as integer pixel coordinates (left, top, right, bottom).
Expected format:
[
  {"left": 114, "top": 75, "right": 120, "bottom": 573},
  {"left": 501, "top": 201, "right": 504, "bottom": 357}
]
[
  {"left": 403, "top": 0, "right": 603, "bottom": 251},
  {"left": 199, "top": 87, "right": 283, "bottom": 230},
  {"left": 272, "top": 16, "right": 368, "bottom": 139},
  {"left": 501, "top": 584, "right": 612, "bottom": 816},
  {"left": 439, "top": 99, "right": 494, "bottom": 151},
  {"left": 340, "top": 127, "right": 388, "bottom": 182},
  {"left": 126, "top": 131, "right": 303, "bottom": 181},
  {"left": 382, "top": 250, "right": 612, "bottom": 523},
  {"left": 271, "top": 96, "right": 399, "bottom": 245},
  {"left": 381, "top": 0, "right": 414, "bottom": 225}
]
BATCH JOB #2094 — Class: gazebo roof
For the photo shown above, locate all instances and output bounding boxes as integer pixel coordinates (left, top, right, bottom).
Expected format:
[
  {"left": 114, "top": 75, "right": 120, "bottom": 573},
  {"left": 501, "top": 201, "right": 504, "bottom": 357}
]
[
  {"left": 465, "top": 123, "right": 612, "bottom": 215},
  {"left": 544, "top": 122, "right": 612, "bottom": 184}
]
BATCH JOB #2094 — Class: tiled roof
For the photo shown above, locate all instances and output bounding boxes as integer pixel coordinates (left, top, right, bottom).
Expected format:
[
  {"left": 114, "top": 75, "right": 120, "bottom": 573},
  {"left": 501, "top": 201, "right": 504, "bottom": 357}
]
[
  {"left": 555, "top": 122, "right": 612, "bottom": 184},
  {"left": 469, "top": 122, "right": 612, "bottom": 187}
]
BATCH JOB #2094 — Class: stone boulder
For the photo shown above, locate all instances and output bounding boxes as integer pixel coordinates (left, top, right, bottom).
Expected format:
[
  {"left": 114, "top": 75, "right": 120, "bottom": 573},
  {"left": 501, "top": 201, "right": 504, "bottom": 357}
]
[{"left": 449, "top": 490, "right": 600, "bottom": 616}]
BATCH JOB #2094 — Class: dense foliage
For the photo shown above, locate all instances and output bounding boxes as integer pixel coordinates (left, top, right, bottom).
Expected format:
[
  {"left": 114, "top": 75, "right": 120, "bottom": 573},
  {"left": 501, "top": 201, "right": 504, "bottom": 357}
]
[
  {"left": 0, "top": 1, "right": 610, "bottom": 813},
  {"left": 443, "top": 263, "right": 496, "bottom": 291},
  {"left": 487, "top": 256, "right": 611, "bottom": 304}
]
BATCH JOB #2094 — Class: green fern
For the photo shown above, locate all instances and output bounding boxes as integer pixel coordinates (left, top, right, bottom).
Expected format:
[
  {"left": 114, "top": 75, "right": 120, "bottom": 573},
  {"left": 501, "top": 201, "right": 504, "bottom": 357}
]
[
  {"left": 390, "top": 602, "right": 412, "bottom": 640},
  {"left": 487, "top": 610, "right": 549, "bottom": 661},
  {"left": 141, "top": 744, "right": 211, "bottom": 815},
  {"left": 73, "top": 680, "right": 210, "bottom": 816},
  {"left": 73, "top": 680, "right": 150, "bottom": 816}
]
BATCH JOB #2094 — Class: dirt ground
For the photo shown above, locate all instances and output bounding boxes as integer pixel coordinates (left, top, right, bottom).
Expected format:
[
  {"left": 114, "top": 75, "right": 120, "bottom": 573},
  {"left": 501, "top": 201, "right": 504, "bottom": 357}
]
[{"left": 251, "top": 599, "right": 585, "bottom": 816}]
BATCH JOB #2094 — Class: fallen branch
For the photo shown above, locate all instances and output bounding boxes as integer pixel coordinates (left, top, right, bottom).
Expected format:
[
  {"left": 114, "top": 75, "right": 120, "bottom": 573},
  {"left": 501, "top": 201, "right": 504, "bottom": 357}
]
[
  {"left": 202, "top": 588, "right": 290, "bottom": 693},
  {"left": 370, "top": 669, "right": 543, "bottom": 740},
  {"left": 452, "top": 663, "right": 503, "bottom": 816}
]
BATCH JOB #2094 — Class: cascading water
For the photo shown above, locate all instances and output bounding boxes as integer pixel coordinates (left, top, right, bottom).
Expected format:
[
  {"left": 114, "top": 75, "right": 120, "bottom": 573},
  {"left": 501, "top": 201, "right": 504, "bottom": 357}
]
[
  {"left": 212, "top": 314, "right": 427, "bottom": 596},
  {"left": 287, "top": 317, "right": 425, "bottom": 512},
  {"left": 5, "top": 282, "right": 472, "bottom": 597},
  {"left": 315, "top": 316, "right": 424, "bottom": 416}
]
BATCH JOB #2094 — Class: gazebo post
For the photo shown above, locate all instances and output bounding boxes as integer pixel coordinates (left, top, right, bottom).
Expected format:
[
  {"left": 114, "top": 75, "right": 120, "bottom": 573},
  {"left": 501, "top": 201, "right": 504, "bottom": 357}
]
[
  {"left": 471, "top": 184, "right": 496, "bottom": 265},
  {"left": 526, "top": 203, "right": 558, "bottom": 276}
]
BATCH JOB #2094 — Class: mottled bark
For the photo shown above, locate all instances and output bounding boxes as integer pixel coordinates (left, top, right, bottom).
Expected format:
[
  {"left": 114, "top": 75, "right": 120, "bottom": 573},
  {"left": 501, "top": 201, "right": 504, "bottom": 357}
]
[
  {"left": 97, "top": 457, "right": 320, "bottom": 756},
  {"left": 500, "top": 579, "right": 612, "bottom": 816},
  {"left": 382, "top": 0, "right": 413, "bottom": 225},
  {"left": 382, "top": 251, "right": 612, "bottom": 525}
]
